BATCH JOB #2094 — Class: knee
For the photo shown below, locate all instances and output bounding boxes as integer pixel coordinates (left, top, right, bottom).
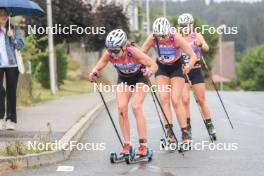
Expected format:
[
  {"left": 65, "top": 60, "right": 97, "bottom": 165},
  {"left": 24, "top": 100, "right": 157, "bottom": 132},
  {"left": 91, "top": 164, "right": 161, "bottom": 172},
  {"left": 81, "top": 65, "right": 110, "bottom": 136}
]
[
  {"left": 160, "top": 96, "right": 170, "bottom": 107},
  {"left": 132, "top": 103, "right": 143, "bottom": 114},
  {"left": 182, "top": 95, "right": 190, "bottom": 107},
  {"left": 172, "top": 98, "right": 181, "bottom": 109},
  {"left": 118, "top": 105, "right": 128, "bottom": 118}
]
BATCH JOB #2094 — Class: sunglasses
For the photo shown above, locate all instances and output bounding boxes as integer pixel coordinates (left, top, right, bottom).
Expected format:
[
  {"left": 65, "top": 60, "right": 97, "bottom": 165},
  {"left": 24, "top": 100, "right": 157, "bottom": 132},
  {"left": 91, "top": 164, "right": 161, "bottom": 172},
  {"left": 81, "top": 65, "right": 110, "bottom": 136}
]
[
  {"left": 154, "top": 34, "right": 167, "bottom": 39},
  {"left": 180, "top": 24, "right": 188, "bottom": 28},
  {"left": 108, "top": 49, "right": 122, "bottom": 55}
]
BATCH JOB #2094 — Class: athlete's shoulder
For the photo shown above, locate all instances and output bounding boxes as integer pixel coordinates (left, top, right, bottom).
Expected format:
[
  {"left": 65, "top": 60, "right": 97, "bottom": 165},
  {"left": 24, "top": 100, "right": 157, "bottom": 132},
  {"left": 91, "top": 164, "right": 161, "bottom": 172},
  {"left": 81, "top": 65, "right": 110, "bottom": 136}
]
[
  {"left": 126, "top": 44, "right": 140, "bottom": 57},
  {"left": 172, "top": 32, "right": 182, "bottom": 39}
]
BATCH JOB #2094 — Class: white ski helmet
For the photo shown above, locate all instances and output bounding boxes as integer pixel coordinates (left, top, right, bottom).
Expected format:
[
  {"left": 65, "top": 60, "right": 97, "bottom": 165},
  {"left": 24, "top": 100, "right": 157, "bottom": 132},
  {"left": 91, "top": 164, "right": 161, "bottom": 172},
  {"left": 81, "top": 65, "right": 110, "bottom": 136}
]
[
  {"left": 178, "top": 13, "right": 194, "bottom": 26},
  {"left": 105, "top": 29, "right": 127, "bottom": 49},
  {"left": 153, "top": 17, "right": 171, "bottom": 36}
]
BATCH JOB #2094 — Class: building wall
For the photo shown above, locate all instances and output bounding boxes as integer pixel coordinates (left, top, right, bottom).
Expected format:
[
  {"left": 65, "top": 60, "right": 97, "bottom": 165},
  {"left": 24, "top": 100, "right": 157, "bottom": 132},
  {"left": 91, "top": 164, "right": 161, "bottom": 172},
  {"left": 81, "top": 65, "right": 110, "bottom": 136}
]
[
  {"left": 212, "top": 41, "right": 236, "bottom": 79},
  {"left": 69, "top": 43, "right": 117, "bottom": 84}
]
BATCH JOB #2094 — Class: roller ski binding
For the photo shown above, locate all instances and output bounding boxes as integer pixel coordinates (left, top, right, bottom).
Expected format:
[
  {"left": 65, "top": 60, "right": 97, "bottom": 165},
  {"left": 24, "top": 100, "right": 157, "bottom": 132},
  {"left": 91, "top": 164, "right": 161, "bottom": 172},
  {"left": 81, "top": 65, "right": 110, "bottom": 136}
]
[
  {"left": 160, "top": 124, "right": 181, "bottom": 152},
  {"left": 110, "top": 143, "right": 135, "bottom": 163},
  {"left": 125, "top": 144, "right": 153, "bottom": 164}
]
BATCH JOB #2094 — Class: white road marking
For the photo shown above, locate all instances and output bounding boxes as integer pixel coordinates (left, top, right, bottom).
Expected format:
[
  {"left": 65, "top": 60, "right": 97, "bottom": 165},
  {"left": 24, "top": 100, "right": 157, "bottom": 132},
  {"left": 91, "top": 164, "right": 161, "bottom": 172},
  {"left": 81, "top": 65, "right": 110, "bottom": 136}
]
[{"left": 56, "top": 166, "right": 74, "bottom": 172}]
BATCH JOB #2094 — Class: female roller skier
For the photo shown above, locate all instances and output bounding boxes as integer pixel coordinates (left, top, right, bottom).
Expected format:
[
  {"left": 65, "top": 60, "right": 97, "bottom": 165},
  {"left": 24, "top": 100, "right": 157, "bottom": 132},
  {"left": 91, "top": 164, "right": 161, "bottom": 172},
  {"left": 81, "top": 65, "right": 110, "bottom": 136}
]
[
  {"left": 88, "top": 29, "right": 158, "bottom": 157},
  {"left": 141, "top": 17, "right": 198, "bottom": 145},
  {"left": 178, "top": 13, "right": 216, "bottom": 140}
]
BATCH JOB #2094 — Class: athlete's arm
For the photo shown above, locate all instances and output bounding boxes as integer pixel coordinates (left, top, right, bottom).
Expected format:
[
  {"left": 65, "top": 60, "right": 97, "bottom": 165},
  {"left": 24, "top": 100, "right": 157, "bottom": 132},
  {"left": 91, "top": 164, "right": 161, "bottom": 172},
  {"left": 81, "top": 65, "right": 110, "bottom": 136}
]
[
  {"left": 175, "top": 33, "right": 198, "bottom": 69},
  {"left": 196, "top": 33, "right": 209, "bottom": 52},
  {"left": 141, "top": 34, "right": 154, "bottom": 54},
  {"left": 91, "top": 50, "right": 110, "bottom": 73},
  {"left": 133, "top": 47, "right": 158, "bottom": 73}
]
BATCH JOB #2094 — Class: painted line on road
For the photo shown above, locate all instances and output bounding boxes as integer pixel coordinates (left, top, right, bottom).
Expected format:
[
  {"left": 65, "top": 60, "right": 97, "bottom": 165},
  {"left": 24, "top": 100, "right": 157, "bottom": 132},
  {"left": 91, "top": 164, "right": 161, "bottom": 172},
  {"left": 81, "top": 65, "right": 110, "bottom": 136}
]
[{"left": 56, "top": 166, "right": 74, "bottom": 172}]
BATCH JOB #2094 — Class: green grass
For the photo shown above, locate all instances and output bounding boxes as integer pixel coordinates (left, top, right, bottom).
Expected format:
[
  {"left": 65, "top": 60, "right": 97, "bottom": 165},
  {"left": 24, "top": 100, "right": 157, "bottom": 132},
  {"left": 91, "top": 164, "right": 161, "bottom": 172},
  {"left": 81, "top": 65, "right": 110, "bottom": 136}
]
[{"left": 17, "top": 77, "right": 95, "bottom": 107}]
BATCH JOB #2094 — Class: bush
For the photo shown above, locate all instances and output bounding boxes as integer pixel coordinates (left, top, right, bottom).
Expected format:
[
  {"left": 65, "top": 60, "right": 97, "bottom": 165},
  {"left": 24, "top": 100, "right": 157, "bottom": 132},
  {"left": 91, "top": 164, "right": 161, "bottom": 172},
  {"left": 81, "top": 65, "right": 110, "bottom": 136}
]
[
  {"left": 238, "top": 45, "right": 264, "bottom": 91},
  {"left": 32, "top": 44, "right": 68, "bottom": 89},
  {"left": 56, "top": 44, "right": 68, "bottom": 87}
]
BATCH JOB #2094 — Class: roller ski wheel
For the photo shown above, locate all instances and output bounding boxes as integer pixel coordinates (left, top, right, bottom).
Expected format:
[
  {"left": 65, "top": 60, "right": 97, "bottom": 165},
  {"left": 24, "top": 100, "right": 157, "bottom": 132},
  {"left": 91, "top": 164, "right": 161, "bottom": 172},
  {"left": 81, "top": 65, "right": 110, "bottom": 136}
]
[
  {"left": 110, "top": 145, "right": 135, "bottom": 164},
  {"left": 180, "top": 139, "right": 192, "bottom": 152},
  {"left": 125, "top": 147, "right": 153, "bottom": 164},
  {"left": 160, "top": 137, "right": 182, "bottom": 152},
  {"left": 160, "top": 138, "right": 166, "bottom": 149}
]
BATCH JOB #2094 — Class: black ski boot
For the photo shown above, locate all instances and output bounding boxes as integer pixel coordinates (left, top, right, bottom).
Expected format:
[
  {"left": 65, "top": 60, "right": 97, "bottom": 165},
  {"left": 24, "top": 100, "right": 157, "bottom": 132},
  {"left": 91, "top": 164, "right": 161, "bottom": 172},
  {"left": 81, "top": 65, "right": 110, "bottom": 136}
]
[
  {"left": 205, "top": 119, "right": 217, "bottom": 141},
  {"left": 187, "top": 118, "right": 192, "bottom": 140}
]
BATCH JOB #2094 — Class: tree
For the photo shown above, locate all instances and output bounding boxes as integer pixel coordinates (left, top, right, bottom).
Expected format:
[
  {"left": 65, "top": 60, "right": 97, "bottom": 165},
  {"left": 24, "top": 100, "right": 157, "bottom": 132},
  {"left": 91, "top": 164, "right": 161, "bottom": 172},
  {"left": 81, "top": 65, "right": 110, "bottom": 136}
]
[
  {"left": 25, "top": 0, "right": 94, "bottom": 49},
  {"left": 84, "top": 1, "right": 130, "bottom": 51},
  {"left": 238, "top": 45, "right": 264, "bottom": 91},
  {"left": 149, "top": 0, "right": 264, "bottom": 53}
]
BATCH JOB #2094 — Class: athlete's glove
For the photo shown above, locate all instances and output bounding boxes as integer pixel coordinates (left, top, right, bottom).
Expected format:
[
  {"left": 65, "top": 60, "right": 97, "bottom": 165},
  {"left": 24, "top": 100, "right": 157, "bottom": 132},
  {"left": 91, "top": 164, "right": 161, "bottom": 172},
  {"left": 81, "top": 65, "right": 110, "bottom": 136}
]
[
  {"left": 142, "top": 67, "right": 153, "bottom": 78},
  {"left": 88, "top": 71, "right": 99, "bottom": 82}
]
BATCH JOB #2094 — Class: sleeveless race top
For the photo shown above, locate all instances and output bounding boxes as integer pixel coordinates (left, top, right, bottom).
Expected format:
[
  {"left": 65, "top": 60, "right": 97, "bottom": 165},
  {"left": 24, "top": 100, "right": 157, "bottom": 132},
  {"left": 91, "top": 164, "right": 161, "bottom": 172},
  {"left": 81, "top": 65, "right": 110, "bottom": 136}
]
[
  {"left": 153, "top": 34, "right": 182, "bottom": 65},
  {"left": 182, "top": 32, "right": 202, "bottom": 64},
  {"left": 108, "top": 46, "right": 142, "bottom": 76}
]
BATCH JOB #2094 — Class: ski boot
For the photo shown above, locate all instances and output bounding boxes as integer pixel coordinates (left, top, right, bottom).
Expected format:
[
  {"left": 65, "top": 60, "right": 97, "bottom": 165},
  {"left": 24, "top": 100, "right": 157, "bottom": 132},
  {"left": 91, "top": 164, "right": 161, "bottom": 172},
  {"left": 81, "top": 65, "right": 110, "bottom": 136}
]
[
  {"left": 110, "top": 143, "right": 135, "bottom": 163},
  {"left": 160, "top": 124, "right": 179, "bottom": 151},
  {"left": 205, "top": 119, "right": 217, "bottom": 141},
  {"left": 187, "top": 118, "right": 192, "bottom": 140},
  {"left": 180, "top": 127, "right": 192, "bottom": 151},
  {"left": 125, "top": 140, "right": 153, "bottom": 164}
]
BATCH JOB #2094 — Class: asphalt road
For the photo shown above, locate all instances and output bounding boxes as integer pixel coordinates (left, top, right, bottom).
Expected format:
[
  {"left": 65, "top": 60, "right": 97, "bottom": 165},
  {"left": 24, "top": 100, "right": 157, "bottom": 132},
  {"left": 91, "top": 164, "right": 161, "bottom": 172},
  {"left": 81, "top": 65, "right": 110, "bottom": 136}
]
[{"left": 4, "top": 91, "right": 264, "bottom": 176}]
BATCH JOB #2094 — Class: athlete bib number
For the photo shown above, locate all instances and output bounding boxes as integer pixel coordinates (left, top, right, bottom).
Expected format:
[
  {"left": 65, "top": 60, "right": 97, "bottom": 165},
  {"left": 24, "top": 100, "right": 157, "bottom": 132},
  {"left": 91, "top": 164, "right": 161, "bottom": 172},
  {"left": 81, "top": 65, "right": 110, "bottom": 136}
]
[{"left": 159, "top": 55, "right": 176, "bottom": 64}]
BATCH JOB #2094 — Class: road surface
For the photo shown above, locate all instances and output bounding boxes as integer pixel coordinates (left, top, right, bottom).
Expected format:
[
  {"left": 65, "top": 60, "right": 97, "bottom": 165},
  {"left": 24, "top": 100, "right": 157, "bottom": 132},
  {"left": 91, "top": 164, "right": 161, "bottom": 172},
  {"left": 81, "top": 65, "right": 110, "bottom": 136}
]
[{"left": 4, "top": 91, "right": 264, "bottom": 176}]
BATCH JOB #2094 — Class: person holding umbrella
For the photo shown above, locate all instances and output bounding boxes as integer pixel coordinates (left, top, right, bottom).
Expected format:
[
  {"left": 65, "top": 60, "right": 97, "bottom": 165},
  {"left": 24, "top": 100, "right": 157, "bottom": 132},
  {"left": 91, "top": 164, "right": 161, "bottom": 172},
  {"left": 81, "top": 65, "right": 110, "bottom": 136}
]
[
  {"left": 0, "top": 1, "right": 44, "bottom": 130},
  {"left": 0, "top": 8, "right": 24, "bottom": 130}
]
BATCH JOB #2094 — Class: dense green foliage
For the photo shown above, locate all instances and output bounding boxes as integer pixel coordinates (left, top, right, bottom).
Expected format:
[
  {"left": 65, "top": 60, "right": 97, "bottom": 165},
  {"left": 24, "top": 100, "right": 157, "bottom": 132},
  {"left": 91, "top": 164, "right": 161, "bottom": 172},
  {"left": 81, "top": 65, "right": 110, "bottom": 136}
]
[
  {"left": 149, "top": 0, "right": 264, "bottom": 53},
  {"left": 238, "top": 45, "right": 264, "bottom": 91}
]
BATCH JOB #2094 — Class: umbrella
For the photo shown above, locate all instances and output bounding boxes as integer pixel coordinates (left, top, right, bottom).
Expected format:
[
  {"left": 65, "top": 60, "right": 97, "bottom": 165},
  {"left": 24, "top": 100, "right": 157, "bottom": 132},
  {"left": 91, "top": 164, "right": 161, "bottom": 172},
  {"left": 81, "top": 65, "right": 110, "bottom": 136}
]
[{"left": 0, "top": 0, "right": 45, "bottom": 17}]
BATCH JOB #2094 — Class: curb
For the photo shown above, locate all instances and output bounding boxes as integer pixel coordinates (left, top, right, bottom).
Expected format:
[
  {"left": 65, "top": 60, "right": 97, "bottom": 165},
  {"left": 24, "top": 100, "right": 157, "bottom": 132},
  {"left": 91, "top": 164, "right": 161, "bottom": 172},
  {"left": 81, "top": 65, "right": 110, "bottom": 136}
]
[{"left": 0, "top": 96, "right": 115, "bottom": 173}]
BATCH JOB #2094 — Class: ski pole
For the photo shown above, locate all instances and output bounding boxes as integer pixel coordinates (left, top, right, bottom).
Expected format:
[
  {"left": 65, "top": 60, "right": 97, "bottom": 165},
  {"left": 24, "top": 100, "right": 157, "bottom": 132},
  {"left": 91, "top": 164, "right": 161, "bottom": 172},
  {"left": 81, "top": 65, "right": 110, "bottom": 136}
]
[
  {"left": 201, "top": 56, "right": 234, "bottom": 129},
  {"left": 149, "top": 85, "right": 167, "bottom": 138},
  {"left": 95, "top": 82, "right": 123, "bottom": 147},
  {"left": 146, "top": 78, "right": 183, "bottom": 154},
  {"left": 184, "top": 73, "right": 214, "bottom": 143},
  {"left": 141, "top": 68, "right": 166, "bottom": 138}
]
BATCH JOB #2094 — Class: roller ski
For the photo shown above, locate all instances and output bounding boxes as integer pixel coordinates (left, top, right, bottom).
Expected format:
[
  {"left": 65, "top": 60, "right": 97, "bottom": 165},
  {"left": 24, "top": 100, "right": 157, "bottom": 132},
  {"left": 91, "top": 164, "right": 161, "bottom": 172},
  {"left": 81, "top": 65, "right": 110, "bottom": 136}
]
[
  {"left": 125, "top": 140, "right": 153, "bottom": 164},
  {"left": 159, "top": 124, "right": 180, "bottom": 151},
  {"left": 205, "top": 119, "right": 217, "bottom": 141},
  {"left": 179, "top": 128, "right": 192, "bottom": 151},
  {"left": 110, "top": 144, "right": 135, "bottom": 163}
]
